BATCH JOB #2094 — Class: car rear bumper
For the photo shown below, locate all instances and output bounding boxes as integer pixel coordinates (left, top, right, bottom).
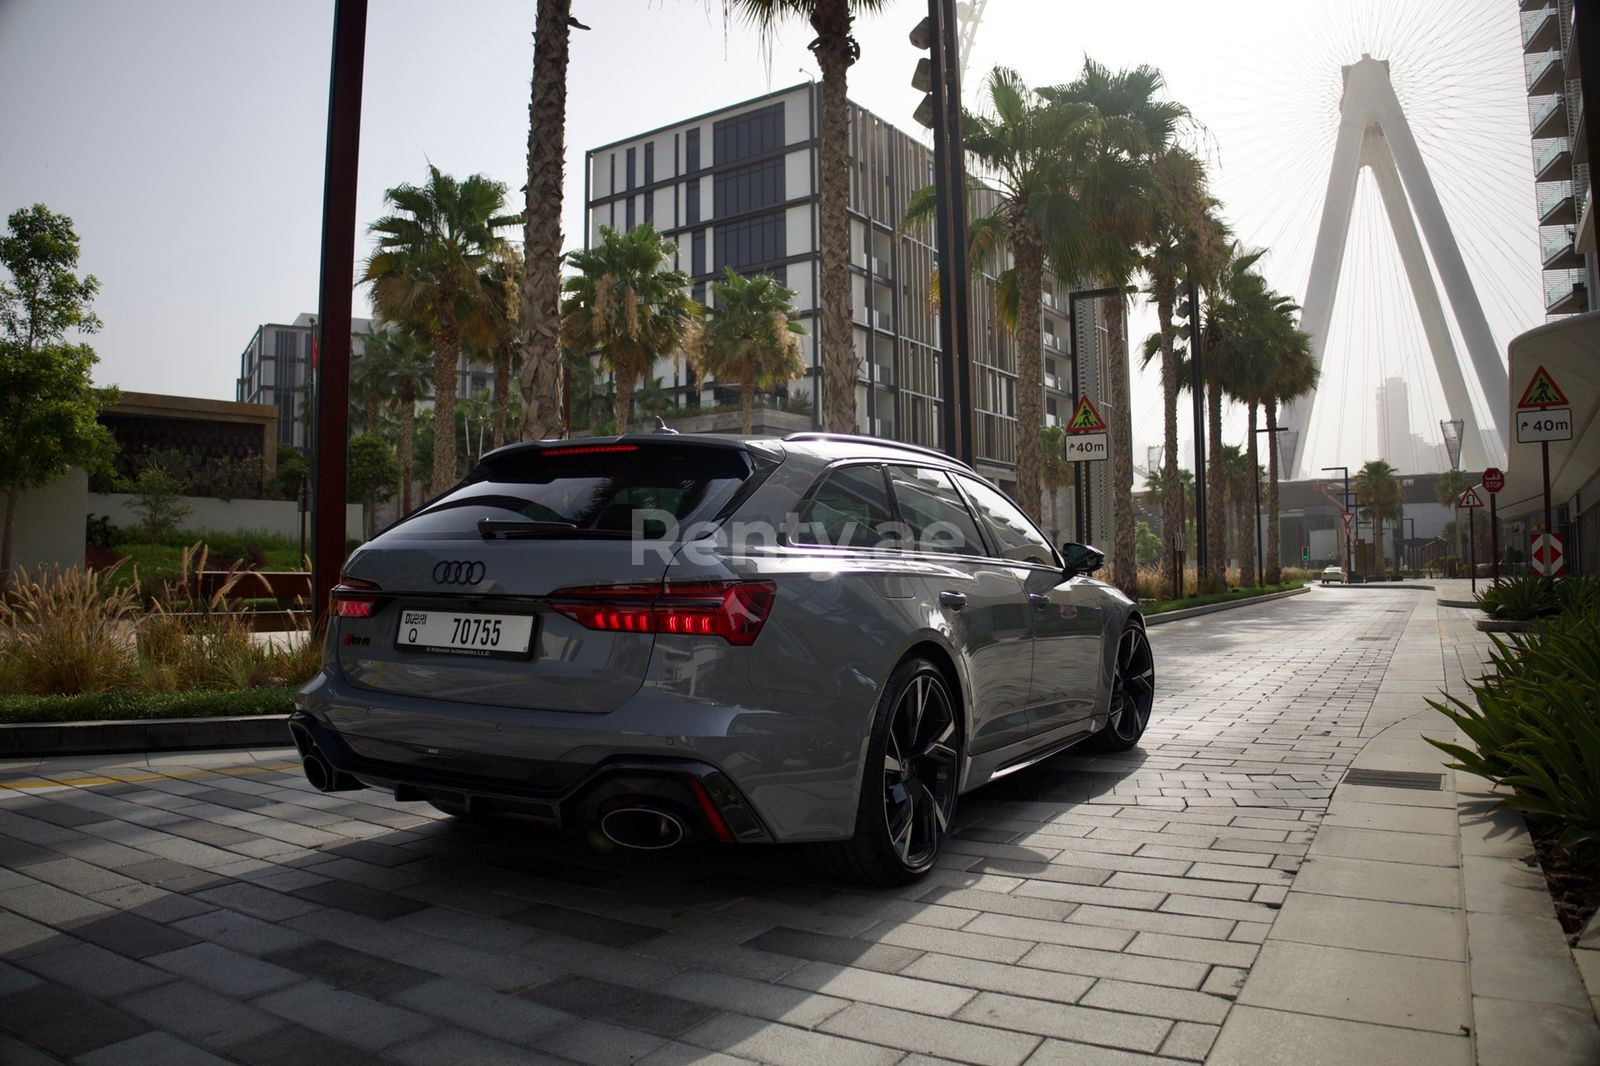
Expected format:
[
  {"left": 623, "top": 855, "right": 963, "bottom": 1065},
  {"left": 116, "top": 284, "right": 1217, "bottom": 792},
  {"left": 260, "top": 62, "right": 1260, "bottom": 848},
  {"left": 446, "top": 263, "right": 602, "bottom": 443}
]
[{"left": 291, "top": 672, "right": 865, "bottom": 843}]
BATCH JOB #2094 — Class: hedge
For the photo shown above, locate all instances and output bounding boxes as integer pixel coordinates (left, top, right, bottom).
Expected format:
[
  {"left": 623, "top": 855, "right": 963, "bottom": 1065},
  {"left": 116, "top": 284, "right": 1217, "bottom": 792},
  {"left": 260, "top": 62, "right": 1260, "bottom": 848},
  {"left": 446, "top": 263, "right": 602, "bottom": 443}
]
[
  {"left": 0, "top": 685, "right": 298, "bottom": 724},
  {"left": 1146, "top": 581, "right": 1305, "bottom": 616}
]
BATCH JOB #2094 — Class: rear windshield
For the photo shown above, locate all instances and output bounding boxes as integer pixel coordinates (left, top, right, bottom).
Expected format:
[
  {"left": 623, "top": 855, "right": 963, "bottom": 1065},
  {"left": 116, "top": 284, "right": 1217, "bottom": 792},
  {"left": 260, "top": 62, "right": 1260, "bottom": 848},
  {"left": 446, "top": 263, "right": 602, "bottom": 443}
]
[{"left": 395, "top": 444, "right": 753, "bottom": 539}]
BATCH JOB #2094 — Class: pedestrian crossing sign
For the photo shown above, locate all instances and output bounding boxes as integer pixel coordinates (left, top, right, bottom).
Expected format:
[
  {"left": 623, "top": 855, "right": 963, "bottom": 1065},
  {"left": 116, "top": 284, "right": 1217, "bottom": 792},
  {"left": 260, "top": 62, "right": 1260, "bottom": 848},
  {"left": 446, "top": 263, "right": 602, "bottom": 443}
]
[
  {"left": 1517, "top": 365, "right": 1569, "bottom": 409},
  {"left": 1066, "top": 397, "right": 1106, "bottom": 433}
]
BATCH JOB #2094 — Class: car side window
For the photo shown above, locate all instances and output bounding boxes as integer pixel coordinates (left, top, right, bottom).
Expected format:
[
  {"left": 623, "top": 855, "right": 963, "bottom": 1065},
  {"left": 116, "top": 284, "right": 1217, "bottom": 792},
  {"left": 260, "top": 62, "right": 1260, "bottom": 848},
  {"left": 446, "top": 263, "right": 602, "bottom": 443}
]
[
  {"left": 956, "top": 475, "right": 1057, "bottom": 567},
  {"left": 886, "top": 466, "right": 985, "bottom": 556},
  {"left": 793, "top": 464, "right": 895, "bottom": 548}
]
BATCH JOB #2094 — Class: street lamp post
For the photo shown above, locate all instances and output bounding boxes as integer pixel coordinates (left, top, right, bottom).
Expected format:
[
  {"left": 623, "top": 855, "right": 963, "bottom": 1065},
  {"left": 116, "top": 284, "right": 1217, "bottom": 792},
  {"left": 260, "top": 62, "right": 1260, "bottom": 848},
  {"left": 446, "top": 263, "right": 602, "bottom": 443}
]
[
  {"left": 1404, "top": 516, "right": 1416, "bottom": 574},
  {"left": 1322, "top": 466, "right": 1352, "bottom": 576},
  {"left": 1253, "top": 426, "right": 1287, "bottom": 587}
]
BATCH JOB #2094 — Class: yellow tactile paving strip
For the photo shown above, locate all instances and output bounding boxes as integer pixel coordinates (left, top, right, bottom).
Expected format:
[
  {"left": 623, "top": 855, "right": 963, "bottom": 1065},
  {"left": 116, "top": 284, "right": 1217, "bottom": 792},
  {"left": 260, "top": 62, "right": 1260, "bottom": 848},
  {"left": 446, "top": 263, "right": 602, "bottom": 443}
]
[{"left": 0, "top": 760, "right": 300, "bottom": 793}]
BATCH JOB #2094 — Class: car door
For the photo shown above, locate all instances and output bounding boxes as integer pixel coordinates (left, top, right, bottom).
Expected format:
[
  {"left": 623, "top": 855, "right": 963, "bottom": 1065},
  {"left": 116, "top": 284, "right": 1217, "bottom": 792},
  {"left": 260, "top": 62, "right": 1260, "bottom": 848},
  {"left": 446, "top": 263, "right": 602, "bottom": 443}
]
[
  {"left": 955, "top": 474, "right": 1104, "bottom": 733},
  {"left": 886, "top": 466, "right": 1035, "bottom": 754}
]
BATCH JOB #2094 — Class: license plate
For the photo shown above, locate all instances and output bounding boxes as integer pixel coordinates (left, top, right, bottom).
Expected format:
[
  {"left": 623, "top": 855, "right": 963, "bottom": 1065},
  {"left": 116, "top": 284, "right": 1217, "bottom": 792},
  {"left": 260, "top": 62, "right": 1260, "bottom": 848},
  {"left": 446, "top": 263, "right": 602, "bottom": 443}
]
[{"left": 395, "top": 610, "right": 534, "bottom": 659}]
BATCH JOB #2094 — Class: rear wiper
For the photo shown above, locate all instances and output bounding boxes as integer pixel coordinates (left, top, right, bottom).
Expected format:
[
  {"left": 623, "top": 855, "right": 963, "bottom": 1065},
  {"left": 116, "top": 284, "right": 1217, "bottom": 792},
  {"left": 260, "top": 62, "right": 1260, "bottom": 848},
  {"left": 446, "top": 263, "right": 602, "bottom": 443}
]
[{"left": 478, "top": 518, "right": 576, "bottom": 539}]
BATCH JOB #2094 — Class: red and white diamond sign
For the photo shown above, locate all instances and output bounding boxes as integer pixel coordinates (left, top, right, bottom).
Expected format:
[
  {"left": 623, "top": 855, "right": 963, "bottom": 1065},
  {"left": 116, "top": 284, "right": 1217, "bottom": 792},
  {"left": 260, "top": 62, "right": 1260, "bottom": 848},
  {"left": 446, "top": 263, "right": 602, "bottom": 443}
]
[{"left": 1531, "top": 532, "right": 1565, "bottom": 577}]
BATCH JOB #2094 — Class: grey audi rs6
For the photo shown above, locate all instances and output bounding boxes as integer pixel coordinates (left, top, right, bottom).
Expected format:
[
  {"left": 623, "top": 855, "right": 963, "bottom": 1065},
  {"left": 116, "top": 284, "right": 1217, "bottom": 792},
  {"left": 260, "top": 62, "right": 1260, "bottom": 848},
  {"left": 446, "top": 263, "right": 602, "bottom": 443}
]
[{"left": 291, "top": 431, "right": 1154, "bottom": 883}]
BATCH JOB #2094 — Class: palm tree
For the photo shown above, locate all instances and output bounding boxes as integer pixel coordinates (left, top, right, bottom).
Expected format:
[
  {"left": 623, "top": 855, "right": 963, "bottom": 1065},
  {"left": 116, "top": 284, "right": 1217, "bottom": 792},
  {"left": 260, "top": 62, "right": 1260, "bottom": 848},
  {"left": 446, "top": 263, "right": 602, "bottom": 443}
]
[
  {"left": 1141, "top": 150, "right": 1225, "bottom": 599},
  {"left": 1044, "top": 60, "right": 1184, "bottom": 597},
  {"left": 520, "top": 0, "right": 576, "bottom": 442},
  {"left": 1261, "top": 300, "right": 1316, "bottom": 582},
  {"left": 1039, "top": 425, "right": 1070, "bottom": 544},
  {"left": 466, "top": 245, "right": 523, "bottom": 449},
  {"left": 688, "top": 268, "right": 806, "bottom": 435},
  {"left": 726, "top": 0, "right": 884, "bottom": 434},
  {"left": 1356, "top": 459, "right": 1404, "bottom": 575},
  {"left": 363, "top": 165, "right": 518, "bottom": 491},
  {"left": 361, "top": 325, "right": 433, "bottom": 512},
  {"left": 561, "top": 224, "right": 697, "bottom": 433},
  {"left": 907, "top": 67, "right": 1097, "bottom": 522}
]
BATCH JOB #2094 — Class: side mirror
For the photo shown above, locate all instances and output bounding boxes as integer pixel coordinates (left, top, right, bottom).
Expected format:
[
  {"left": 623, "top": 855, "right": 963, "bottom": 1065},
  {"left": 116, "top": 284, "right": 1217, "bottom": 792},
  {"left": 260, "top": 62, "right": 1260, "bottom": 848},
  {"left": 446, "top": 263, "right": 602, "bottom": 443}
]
[{"left": 1062, "top": 542, "right": 1104, "bottom": 577}]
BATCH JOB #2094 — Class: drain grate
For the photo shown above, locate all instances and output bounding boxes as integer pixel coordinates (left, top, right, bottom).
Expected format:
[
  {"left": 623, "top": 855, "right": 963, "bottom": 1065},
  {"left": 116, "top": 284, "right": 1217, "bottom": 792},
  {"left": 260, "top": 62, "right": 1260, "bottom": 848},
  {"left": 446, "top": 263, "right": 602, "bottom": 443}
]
[{"left": 1343, "top": 768, "right": 1444, "bottom": 790}]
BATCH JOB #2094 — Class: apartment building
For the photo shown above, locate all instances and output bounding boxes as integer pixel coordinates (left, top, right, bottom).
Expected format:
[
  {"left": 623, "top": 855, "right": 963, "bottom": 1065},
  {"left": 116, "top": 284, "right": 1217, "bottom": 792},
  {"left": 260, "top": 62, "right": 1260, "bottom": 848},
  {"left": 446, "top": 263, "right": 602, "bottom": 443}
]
[
  {"left": 583, "top": 83, "right": 1118, "bottom": 508},
  {"left": 1520, "top": 0, "right": 1595, "bottom": 315}
]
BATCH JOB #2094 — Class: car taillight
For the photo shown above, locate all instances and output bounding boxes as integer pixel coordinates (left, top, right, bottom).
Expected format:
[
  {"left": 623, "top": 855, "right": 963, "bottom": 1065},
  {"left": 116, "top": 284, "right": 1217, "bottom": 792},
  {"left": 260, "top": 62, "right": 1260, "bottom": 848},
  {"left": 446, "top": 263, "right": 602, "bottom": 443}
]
[
  {"left": 331, "top": 577, "right": 382, "bottom": 619},
  {"left": 550, "top": 581, "right": 776, "bottom": 646}
]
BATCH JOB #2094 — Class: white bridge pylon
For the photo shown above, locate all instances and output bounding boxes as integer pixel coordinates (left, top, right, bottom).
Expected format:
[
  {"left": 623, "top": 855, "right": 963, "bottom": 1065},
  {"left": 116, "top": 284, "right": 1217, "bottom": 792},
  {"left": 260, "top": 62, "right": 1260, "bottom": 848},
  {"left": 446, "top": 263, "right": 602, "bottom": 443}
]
[{"left": 1285, "top": 55, "right": 1508, "bottom": 478}]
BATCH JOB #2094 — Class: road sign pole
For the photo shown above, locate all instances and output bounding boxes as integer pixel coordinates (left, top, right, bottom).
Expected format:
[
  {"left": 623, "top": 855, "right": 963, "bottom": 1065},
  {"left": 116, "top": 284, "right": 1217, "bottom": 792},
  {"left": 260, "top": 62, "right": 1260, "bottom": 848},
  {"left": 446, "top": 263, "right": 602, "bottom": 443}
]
[
  {"left": 1469, "top": 513, "right": 1476, "bottom": 595},
  {"left": 1489, "top": 493, "right": 1499, "bottom": 583},
  {"left": 1542, "top": 439, "right": 1552, "bottom": 540}
]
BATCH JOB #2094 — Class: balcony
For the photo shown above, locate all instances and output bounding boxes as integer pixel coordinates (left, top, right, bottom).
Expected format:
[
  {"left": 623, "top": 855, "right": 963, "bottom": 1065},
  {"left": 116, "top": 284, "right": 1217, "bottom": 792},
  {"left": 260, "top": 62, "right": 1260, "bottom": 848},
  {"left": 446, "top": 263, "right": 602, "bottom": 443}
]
[
  {"left": 1544, "top": 270, "right": 1590, "bottom": 314},
  {"left": 1522, "top": 6, "right": 1559, "bottom": 52},
  {"left": 1530, "top": 93, "right": 1567, "bottom": 140},
  {"left": 1541, "top": 228, "right": 1583, "bottom": 270},
  {"left": 1042, "top": 332, "right": 1063, "bottom": 353},
  {"left": 1538, "top": 185, "right": 1577, "bottom": 226},
  {"left": 870, "top": 255, "right": 891, "bottom": 279},
  {"left": 1525, "top": 50, "right": 1564, "bottom": 96},
  {"left": 1519, "top": 0, "right": 1554, "bottom": 10},
  {"left": 874, "top": 309, "right": 893, "bottom": 332},
  {"left": 1534, "top": 138, "right": 1572, "bottom": 182}
]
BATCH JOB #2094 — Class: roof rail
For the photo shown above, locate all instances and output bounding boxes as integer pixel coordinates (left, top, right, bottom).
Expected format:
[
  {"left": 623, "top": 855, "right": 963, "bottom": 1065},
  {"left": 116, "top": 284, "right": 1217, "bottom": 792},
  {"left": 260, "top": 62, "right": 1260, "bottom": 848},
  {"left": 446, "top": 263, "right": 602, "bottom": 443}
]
[{"left": 781, "top": 432, "right": 972, "bottom": 470}]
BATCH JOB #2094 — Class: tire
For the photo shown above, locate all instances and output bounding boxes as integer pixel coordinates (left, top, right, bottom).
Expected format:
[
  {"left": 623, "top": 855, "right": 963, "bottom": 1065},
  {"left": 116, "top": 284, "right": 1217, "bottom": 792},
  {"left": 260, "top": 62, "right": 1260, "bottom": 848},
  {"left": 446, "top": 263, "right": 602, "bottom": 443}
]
[
  {"left": 1090, "top": 620, "right": 1156, "bottom": 752},
  {"left": 819, "top": 657, "right": 962, "bottom": 885}
]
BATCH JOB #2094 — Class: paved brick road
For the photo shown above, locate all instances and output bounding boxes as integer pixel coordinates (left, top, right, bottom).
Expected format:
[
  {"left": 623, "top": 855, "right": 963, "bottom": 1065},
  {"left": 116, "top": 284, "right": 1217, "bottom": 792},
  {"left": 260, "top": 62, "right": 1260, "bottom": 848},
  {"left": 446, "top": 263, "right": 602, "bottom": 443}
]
[{"left": 0, "top": 590, "right": 1420, "bottom": 1065}]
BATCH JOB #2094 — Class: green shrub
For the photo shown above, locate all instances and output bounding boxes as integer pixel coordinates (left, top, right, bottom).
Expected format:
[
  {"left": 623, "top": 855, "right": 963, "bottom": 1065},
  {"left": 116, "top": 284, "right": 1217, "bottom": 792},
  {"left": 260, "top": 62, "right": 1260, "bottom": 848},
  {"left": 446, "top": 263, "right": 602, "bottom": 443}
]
[
  {"left": 1476, "top": 575, "right": 1558, "bottom": 621},
  {"left": 0, "top": 685, "right": 297, "bottom": 723},
  {"left": 1427, "top": 602, "right": 1600, "bottom": 858}
]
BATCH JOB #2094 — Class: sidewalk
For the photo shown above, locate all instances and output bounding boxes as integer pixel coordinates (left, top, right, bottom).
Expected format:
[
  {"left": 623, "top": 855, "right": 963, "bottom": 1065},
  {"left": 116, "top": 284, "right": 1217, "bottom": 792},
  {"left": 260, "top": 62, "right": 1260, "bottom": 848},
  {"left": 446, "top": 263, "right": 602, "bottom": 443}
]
[{"left": 1211, "top": 588, "right": 1600, "bottom": 1065}]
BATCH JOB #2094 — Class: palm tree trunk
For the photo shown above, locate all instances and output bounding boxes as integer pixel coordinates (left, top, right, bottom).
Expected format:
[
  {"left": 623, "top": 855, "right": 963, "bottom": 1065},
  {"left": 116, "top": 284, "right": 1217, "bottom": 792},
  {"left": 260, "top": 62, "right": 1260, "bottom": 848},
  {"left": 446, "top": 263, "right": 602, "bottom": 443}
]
[
  {"left": 812, "top": 1, "right": 857, "bottom": 434},
  {"left": 432, "top": 324, "right": 460, "bottom": 492},
  {"left": 1265, "top": 399, "right": 1282, "bottom": 582},
  {"left": 1012, "top": 234, "right": 1045, "bottom": 522},
  {"left": 740, "top": 381, "right": 754, "bottom": 436},
  {"left": 615, "top": 373, "right": 633, "bottom": 435},
  {"left": 1205, "top": 377, "right": 1225, "bottom": 590},
  {"left": 493, "top": 342, "right": 510, "bottom": 448},
  {"left": 366, "top": 395, "right": 380, "bottom": 437},
  {"left": 1105, "top": 296, "right": 1137, "bottom": 598},
  {"left": 1157, "top": 291, "right": 1180, "bottom": 599},
  {"left": 1242, "top": 402, "right": 1258, "bottom": 586},
  {"left": 400, "top": 386, "right": 416, "bottom": 515},
  {"left": 519, "top": 0, "right": 569, "bottom": 442}
]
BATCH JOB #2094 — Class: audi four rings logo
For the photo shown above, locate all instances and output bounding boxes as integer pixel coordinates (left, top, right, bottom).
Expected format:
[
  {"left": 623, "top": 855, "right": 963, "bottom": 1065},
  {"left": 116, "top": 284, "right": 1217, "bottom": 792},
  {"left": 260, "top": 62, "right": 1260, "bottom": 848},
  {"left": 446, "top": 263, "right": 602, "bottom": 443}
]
[{"left": 432, "top": 561, "right": 486, "bottom": 585}]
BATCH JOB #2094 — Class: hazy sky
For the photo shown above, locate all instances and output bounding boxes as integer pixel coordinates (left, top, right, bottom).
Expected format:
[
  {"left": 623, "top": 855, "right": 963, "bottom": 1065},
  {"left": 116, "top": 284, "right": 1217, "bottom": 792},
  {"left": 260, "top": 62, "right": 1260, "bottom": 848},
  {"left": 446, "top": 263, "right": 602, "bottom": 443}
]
[{"left": 0, "top": 0, "right": 1542, "bottom": 475}]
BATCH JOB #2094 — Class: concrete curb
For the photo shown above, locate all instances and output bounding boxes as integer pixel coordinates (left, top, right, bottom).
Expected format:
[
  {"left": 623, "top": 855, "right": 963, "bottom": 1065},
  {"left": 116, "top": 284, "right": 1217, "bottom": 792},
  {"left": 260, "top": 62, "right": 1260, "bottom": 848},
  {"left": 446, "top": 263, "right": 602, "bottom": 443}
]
[
  {"left": 1145, "top": 584, "right": 1310, "bottom": 626},
  {"left": 0, "top": 715, "right": 291, "bottom": 757},
  {"left": 1474, "top": 618, "right": 1537, "bottom": 633},
  {"left": 1439, "top": 597, "right": 1481, "bottom": 608}
]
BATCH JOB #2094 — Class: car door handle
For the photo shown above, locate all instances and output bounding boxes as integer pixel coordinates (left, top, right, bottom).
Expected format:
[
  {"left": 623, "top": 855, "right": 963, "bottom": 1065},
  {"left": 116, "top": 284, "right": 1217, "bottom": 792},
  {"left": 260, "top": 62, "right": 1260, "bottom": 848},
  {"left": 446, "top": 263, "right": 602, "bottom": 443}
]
[
  {"left": 1029, "top": 593, "right": 1051, "bottom": 610},
  {"left": 938, "top": 590, "right": 967, "bottom": 610}
]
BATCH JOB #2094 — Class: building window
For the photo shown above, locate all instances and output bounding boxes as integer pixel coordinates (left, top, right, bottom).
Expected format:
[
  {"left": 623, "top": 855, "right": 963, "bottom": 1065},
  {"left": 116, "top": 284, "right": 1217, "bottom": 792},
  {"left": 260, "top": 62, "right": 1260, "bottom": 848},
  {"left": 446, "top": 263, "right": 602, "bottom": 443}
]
[
  {"left": 644, "top": 190, "right": 653, "bottom": 224},
  {"left": 626, "top": 196, "right": 636, "bottom": 230},
  {"left": 692, "top": 230, "right": 706, "bottom": 277},
  {"left": 626, "top": 147, "right": 636, "bottom": 190},
  {"left": 713, "top": 212, "right": 785, "bottom": 272},
  {"left": 644, "top": 142, "right": 654, "bottom": 186},
  {"left": 713, "top": 157, "right": 784, "bottom": 217},
  {"left": 713, "top": 103, "right": 784, "bottom": 165},
  {"left": 686, "top": 127, "right": 700, "bottom": 173},
  {"left": 687, "top": 178, "right": 700, "bottom": 225}
]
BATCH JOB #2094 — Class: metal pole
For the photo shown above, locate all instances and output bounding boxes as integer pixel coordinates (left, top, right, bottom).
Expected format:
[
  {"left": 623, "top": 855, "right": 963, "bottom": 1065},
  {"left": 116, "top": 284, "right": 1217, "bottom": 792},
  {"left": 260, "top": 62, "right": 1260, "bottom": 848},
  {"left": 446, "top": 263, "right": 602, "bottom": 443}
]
[
  {"left": 1344, "top": 473, "right": 1352, "bottom": 574},
  {"left": 1187, "top": 270, "right": 1206, "bottom": 574},
  {"left": 310, "top": 0, "right": 368, "bottom": 630},
  {"left": 1468, "top": 505, "right": 1477, "bottom": 594},
  {"left": 1253, "top": 467, "right": 1262, "bottom": 587},
  {"left": 1541, "top": 439, "right": 1552, "bottom": 540},
  {"left": 928, "top": 0, "right": 973, "bottom": 466},
  {"left": 1489, "top": 494, "right": 1499, "bottom": 583}
]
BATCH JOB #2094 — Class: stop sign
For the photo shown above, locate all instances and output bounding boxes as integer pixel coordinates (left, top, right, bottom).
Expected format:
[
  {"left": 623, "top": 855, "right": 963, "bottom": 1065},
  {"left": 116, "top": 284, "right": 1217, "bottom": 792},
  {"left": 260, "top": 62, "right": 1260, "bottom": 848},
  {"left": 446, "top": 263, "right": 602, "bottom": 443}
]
[{"left": 1483, "top": 467, "right": 1504, "bottom": 494}]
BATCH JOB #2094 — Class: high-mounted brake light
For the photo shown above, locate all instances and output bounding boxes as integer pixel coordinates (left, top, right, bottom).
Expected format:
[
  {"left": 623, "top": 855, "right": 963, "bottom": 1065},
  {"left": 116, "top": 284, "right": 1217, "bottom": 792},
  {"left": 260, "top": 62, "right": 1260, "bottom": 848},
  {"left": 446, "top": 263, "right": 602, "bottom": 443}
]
[
  {"left": 542, "top": 443, "right": 639, "bottom": 457},
  {"left": 331, "top": 577, "right": 383, "bottom": 619},
  {"left": 549, "top": 581, "right": 776, "bottom": 646}
]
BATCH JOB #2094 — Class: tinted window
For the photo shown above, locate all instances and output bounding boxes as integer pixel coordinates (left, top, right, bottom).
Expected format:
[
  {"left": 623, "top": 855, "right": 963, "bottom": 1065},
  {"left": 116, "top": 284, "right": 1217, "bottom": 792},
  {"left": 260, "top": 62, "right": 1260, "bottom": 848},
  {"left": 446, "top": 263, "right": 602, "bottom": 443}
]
[
  {"left": 887, "top": 466, "right": 983, "bottom": 556},
  {"left": 794, "top": 465, "right": 894, "bottom": 548},
  {"left": 957, "top": 475, "right": 1056, "bottom": 566},
  {"left": 398, "top": 446, "right": 750, "bottom": 539}
]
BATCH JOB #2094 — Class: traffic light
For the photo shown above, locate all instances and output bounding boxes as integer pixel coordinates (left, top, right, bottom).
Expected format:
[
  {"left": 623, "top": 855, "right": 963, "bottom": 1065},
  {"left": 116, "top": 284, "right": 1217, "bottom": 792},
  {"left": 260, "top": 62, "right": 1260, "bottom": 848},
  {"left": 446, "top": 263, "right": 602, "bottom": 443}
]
[{"left": 910, "top": 17, "right": 935, "bottom": 129}]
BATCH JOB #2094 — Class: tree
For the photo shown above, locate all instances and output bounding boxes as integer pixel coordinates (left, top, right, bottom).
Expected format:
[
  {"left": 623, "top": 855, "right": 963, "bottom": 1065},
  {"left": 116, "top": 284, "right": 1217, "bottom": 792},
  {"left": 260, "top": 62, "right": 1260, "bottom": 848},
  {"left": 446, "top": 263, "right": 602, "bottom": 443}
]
[
  {"left": 346, "top": 434, "right": 401, "bottom": 541},
  {"left": 125, "top": 460, "right": 190, "bottom": 540},
  {"left": 1140, "top": 149, "right": 1225, "bottom": 599},
  {"left": 907, "top": 67, "right": 1096, "bottom": 524},
  {"left": 362, "top": 166, "right": 518, "bottom": 492},
  {"left": 688, "top": 268, "right": 805, "bottom": 435},
  {"left": 0, "top": 205, "right": 118, "bottom": 586},
  {"left": 726, "top": 0, "right": 886, "bottom": 434},
  {"left": 1355, "top": 459, "right": 1404, "bottom": 576},
  {"left": 1039, "top": 425, "right": 1070, "bottom": 545},
  {"left": 270, "top": 444, "right": 311, "bottom": 501},
  {"left": 474, "top": 245, "right": 523, "bottom": 449},
  {"left": 360, "top": 325, "right": 432, "bottom": 512},
  {"left": 560, "top": 224, "right": 697, "bottom": 433},
  {"left": 1261, "top": 302, "right": 1316, "bottom": 583},
  {"left": 519, "top": 0, "right": 577, "bottom": 443},
  {"left": 1198, "top": 241, "right": 1265, "bottom": 590},
  {"left": 1134, "top": 520, "right": 1162, "bottom": 568},
  {"left": 1044, "top": 60, "right": 1183, "bottom": 597}
]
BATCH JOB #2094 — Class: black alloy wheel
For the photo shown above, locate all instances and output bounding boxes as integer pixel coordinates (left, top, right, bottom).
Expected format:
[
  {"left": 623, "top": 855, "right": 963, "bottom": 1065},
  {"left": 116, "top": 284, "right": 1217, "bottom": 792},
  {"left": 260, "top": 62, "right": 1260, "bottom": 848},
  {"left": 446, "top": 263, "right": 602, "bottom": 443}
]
[{"left": 1100, "top": 621, "right": 1155, "bottom": 751}]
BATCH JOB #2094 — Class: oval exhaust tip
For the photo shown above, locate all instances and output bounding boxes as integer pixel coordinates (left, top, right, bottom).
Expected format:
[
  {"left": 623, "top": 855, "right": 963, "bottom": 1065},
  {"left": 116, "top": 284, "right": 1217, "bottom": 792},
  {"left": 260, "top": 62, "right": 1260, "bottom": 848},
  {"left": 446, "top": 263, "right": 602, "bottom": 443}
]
[
  {"left": 600, "top": 807, "right": 685, "bottom": 850},
  {"left": 302, "top": 754, "right": 332, "bottom": 793}
]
